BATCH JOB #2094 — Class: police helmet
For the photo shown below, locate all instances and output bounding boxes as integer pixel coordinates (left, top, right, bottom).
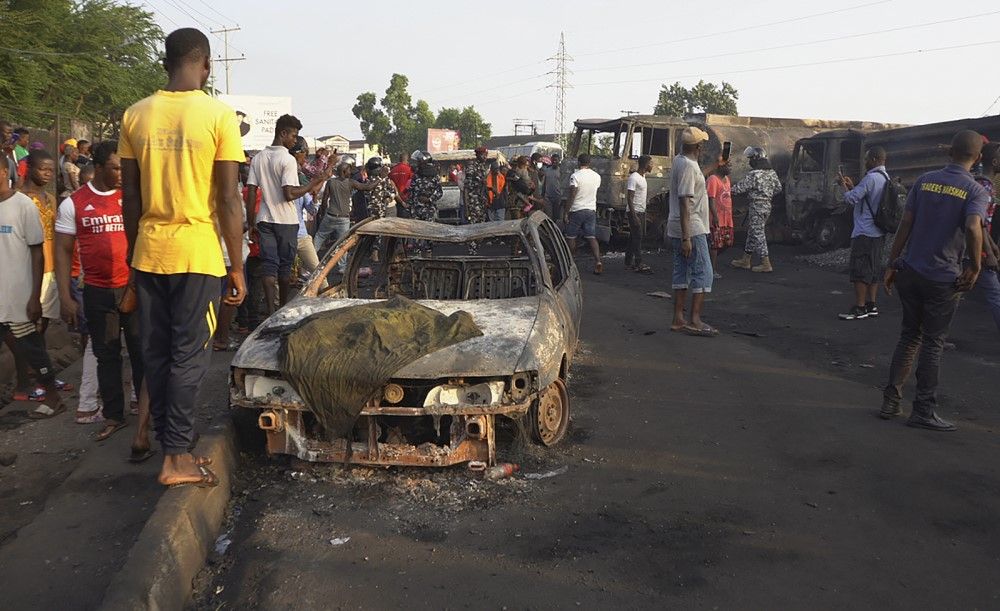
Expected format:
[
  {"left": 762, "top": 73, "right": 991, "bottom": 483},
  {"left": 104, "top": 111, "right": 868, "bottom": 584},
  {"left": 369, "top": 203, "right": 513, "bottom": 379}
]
[{"left": 365, "top": 156, "right": 383, "bottom": 173}]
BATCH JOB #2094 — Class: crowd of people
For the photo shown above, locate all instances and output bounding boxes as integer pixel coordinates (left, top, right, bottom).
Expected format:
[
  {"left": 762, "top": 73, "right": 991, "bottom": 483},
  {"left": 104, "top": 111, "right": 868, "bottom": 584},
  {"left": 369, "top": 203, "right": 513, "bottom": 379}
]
[{"left": 2, "top": 27, "right": 999, "bottom": 491}]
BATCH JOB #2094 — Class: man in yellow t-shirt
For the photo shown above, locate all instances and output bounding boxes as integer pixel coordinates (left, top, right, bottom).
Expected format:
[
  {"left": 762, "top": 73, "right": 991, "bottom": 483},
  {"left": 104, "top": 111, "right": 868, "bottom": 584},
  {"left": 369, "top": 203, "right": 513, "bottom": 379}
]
[{"left": 121, "top": 28, "right": 246, "bottom": 489}]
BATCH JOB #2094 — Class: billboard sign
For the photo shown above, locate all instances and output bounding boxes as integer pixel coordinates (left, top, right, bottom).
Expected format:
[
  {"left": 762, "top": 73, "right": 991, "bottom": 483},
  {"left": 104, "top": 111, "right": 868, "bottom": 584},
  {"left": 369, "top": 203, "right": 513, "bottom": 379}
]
[
  {"left": 217, "top": 94, "right": 293, "bottom": 151},
  {"left": 426, "top": 128, "right": 460, "bottom": 154}
]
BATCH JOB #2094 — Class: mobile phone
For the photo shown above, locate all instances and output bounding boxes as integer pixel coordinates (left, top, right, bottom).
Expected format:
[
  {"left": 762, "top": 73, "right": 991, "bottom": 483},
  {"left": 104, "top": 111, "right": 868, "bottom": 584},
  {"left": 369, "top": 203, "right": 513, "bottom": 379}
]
[
  {"left": 837, "top": 164, "right": 845, "bottom": 177},
  {"left": 722, "top": 141, "right": 732, "bottom": 161}
]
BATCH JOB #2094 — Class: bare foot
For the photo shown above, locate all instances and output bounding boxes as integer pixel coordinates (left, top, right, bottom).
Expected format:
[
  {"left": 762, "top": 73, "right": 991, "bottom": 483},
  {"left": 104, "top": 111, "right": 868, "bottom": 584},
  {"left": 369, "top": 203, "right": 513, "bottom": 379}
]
[
  {"left": 670, "top": 319, "right": 688, "bottom": 331},
  {"left": 158, "top": 453, "right": 218, "bottom": 487}
]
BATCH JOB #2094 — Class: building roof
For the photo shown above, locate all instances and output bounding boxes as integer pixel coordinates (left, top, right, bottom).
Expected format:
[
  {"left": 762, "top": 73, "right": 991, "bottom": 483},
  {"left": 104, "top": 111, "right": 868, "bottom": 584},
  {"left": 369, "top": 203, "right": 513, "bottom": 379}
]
[{"left": 485, "top": 133, "right": 564, "bottom": 148}]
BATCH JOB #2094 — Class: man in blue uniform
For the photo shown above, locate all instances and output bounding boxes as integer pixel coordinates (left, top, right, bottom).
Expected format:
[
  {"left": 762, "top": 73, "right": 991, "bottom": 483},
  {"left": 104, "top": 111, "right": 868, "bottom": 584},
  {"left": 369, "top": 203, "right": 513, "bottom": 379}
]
[{"left": 880, "top": 130, "right": 989, "bottom": 431}]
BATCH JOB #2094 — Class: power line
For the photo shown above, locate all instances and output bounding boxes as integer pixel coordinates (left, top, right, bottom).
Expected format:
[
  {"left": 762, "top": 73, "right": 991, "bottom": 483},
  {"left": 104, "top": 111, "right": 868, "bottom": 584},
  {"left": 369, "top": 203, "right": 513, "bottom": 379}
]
[
  {"left": 574, "top": 39, "right": 1000, "bottom": 87},
  {"left": 194, "top": 0, "right": 232, "bottom": 25},
  {"left": 152, "top": 0, "right": 244, "bottom": 54},
  {"left": 141, "top": 0, "right": 180, "bottom": 27},
  {"left": 983, "top": 93, "right": 1000, "bottom": 117},
  {"left": 172, "top": 0, "right": 225, "bottom": 27},
  {"left": 434, "top": 73, "right": 549, "bottom": 105},
  {"left": 415, "top": 60, "right": 548, "bottom": 96},
  {"left": 574, "top": 9, "right": 1000, "bottom": 75},
  {"left": 211, "top": 27, "right": 245, "bottom": 95},
  {"left": 573, "top": 0, "right": 891, "bottom": 59}
]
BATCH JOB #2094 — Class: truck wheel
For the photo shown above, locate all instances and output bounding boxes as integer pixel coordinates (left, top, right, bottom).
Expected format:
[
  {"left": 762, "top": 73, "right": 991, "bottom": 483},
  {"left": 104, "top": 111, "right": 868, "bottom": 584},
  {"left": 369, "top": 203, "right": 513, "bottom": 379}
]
[
  {"left": 528, "top": 379, "right": 570, "bottom": 447},
  {"left": 814, "top": 215, "right": 849, "bottom": 250}
]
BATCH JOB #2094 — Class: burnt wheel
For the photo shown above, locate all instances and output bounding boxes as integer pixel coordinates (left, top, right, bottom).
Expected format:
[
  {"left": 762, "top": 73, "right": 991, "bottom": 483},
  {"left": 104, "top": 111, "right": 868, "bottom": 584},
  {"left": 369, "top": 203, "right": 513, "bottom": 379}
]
[{"left": 528, "top": 378, "right": 570, "bottom": 446}]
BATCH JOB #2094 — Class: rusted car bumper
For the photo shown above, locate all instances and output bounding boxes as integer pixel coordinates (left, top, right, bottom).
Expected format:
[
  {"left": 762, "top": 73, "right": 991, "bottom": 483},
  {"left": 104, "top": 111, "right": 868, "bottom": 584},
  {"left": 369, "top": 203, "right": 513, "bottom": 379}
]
[{"left": 231, "top": 369, "right": 536, "bottom": 467}]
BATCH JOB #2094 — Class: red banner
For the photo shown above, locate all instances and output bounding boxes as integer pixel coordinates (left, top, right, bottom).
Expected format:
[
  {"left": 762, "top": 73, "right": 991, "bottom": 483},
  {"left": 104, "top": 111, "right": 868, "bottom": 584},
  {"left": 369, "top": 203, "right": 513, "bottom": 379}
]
[{"left": 426, "top": 129, "right": 460, "bottom": 153}]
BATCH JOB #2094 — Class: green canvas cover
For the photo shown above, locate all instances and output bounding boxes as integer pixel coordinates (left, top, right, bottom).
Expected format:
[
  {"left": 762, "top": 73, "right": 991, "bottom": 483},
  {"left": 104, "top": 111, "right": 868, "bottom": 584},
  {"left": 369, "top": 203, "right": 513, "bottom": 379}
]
[{"left": 279, "top": 296, "right": 483, "bottom": 438}]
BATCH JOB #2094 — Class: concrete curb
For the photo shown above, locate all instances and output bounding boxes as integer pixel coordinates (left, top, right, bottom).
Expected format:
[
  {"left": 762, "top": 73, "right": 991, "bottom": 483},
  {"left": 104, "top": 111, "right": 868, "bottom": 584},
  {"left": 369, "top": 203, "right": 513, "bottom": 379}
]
[{"left": 99, "top": 420, "right": 238, "bottom": 611}]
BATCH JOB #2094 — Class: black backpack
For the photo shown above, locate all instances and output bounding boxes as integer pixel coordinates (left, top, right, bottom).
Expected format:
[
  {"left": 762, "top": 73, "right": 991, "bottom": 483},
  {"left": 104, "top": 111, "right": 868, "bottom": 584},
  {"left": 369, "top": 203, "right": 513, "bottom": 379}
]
[{"left": 864, "top": 170, "right": 904, "bottom": 234}]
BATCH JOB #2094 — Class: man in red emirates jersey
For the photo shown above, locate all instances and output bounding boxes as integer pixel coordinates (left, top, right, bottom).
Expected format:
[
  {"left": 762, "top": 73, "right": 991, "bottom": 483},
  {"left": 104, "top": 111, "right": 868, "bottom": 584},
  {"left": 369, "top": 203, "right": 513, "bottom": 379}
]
[{"left": 54, "top": 141, "right": 146, "bottom": 447}]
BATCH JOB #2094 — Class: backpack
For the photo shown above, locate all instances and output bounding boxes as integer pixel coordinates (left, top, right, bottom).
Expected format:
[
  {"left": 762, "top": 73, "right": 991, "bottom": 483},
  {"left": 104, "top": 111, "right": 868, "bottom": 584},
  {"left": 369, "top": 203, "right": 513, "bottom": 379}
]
[{"left": 864, "top": 169, "right": 904, "bottom": 234}]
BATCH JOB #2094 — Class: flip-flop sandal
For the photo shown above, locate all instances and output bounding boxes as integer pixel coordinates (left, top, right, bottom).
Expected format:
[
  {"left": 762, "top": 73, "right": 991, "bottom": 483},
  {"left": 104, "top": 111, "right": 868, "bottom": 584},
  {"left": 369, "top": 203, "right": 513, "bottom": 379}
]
[
  {"left": 55, "top": 379, "right": 74, "bottom": 391},
  {"left": 212, "top": 340, "right": 241, "bottom": 352},
  {"left": 76, "top": 410, "right": 105, "bottom": 424},
  {"left": 94, "top": 421, "right": 128, "bottom": 441},
  {"left": 683, "top": 325, "right": 719, "bottom": 337},
  {"left": 166, "top": 464, "right": 219, "bottom": 489},
  {"left": 128, "top": 447, "right": 157, "bottom": 464},
  {"left": 593, "top": 262, "right": 604, "bottom": 275},
  {"left": 635, "top": 265, "right": 653, "bottom": 274},
  {"left": 28, "top": 403, "right": 66, "bottom": 419},
  {"left": 194, "top": 456, "right": 213, "bottom": 467},
  {"left": 16, "top": 387, "right": 47, "bottom": 402}
]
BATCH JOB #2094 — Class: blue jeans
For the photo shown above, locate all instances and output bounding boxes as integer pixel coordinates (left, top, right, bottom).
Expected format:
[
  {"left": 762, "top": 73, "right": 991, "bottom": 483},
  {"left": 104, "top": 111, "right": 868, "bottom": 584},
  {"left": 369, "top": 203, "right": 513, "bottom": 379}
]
[
  {"left": 488, "top": 208, "right": 506, "bottom": 222},
  {"left": 313, "top": 216, "right": 351, "bottom": 273},
  {"left": 974, "top": 267, "right": 1000, "bottom": 332},
  {"left": 670, "top": 234, "right": 713, "bottom": 293}
]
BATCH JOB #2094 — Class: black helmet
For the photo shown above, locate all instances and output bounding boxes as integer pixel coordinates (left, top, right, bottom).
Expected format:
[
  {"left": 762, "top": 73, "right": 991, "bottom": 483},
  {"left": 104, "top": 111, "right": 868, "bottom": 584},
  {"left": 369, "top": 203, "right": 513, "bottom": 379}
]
[
  {"left": 365, "top": 156, "right": 383, "bottom": 173},
  {"left": 410, "top": 150, "right": 432, "bottom": 165}
]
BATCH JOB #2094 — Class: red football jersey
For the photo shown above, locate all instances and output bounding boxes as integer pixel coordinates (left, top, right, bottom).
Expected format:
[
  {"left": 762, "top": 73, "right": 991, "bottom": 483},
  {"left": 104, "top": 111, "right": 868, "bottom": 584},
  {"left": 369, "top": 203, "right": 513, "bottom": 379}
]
[{"left": 55, "top": 183, "right": 130, "bottom": 288}]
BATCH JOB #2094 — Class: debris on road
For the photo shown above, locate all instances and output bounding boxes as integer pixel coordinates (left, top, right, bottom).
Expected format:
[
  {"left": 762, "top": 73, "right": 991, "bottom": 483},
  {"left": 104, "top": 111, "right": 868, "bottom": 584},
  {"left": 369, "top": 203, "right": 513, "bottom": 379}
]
[
  {"left": 214, "top": 535, "right": 232, "bottom": 556},
  {"left": 485, "top": 463, "right": 519, "bottom": 480},
  {"left": 523, "top": 465, "right": 569, "bottom": 480},
  {"left": 0, "top": 451, "right": 17, "bottom": 467},
  {"left": 329, "top": 537, "right": 351, "bottom": 546},
  {"left": 646, "top": 291, "right": 672, "bottom": 299}
]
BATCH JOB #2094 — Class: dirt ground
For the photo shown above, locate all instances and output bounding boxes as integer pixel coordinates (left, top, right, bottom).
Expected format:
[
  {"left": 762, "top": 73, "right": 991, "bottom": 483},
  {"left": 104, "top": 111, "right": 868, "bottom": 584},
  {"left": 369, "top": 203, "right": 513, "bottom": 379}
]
[{"left": 190, "top": 244, "right": 1000, "bottom": 610}]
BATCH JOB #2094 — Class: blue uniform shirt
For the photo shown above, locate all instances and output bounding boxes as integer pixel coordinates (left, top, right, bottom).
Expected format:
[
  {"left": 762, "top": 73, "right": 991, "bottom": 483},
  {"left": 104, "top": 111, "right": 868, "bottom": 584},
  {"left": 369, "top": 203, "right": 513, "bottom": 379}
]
[
  {"left": 902, "top": 163, "right": 989, "bottom": 283},
  {"left": 843, "top": 165, "right": 887, "bottom": 239}
]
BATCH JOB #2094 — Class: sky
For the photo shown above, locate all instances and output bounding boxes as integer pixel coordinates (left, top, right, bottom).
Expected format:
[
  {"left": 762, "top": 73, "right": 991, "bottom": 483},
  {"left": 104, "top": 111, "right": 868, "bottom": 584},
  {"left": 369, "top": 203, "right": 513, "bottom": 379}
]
[{"left": 140, "top": 0, "right": 1000, "bottom": 140}]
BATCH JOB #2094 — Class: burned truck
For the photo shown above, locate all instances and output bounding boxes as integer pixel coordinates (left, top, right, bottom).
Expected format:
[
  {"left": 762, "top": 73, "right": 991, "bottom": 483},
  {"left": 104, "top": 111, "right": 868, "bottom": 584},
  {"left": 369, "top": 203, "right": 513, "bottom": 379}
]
[
  {"left": 783, "top": 115, "right": 1000, "bottom": 249},
  {"left": 562, "top": 114, "right": 887, "bottom": 244}
]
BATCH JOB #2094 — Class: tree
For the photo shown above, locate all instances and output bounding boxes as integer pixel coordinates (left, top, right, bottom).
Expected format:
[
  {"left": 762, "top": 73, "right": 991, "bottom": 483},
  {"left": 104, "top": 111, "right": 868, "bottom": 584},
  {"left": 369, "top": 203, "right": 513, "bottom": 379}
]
[
  {"left": 0, "top": 0, "right": 164, "bottom": 137},
  {"left": 434, "top": 106, "right": 492, "bottom": 149},
  {"left": 353, "top": 75, "right": 491, "bottom": 158},
  {"left": 653, "top": 80, "right": 739, "bottom": 117}
]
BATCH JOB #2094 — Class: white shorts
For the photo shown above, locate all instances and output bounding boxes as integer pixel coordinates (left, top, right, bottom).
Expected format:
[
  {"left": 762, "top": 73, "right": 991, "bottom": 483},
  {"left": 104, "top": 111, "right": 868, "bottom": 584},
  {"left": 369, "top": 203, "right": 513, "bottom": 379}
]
[{"left": 41, "top": 271, "right": 60, "bottom": 319}]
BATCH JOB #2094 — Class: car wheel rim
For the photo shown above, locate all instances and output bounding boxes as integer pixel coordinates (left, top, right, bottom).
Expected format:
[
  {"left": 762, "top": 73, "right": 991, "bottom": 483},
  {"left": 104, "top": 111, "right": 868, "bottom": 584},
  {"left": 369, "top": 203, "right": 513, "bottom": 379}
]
[{"left": 535, "top": 379, "right": 569, "bottom": 446}]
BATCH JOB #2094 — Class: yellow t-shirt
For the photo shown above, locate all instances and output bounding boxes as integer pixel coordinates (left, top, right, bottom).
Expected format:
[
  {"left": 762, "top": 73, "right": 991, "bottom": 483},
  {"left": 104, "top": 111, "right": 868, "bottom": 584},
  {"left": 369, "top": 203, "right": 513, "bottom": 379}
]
[
  {"left": 26, "top": 191, "right": 56, "bottom": 274},
  {"left": 119, "top": 90, "right": 245, "bottom": 276}
]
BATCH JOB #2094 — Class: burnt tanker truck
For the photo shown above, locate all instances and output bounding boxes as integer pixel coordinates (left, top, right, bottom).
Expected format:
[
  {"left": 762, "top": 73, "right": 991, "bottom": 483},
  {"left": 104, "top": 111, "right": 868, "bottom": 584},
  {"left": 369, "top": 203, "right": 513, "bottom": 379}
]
[
  {"left": 783, "top": 114, "right": 1000, "bottom": 249},
  {"left": 561, "top": 113, "right": 898, "bottom": 245}
]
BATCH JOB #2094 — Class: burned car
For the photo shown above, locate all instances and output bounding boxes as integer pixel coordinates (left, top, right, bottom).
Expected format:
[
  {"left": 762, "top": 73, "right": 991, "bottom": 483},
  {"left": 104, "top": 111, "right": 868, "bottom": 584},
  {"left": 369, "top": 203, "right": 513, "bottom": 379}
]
[{"left": 230, "top": 212, "right": 582, "bottom": 467}]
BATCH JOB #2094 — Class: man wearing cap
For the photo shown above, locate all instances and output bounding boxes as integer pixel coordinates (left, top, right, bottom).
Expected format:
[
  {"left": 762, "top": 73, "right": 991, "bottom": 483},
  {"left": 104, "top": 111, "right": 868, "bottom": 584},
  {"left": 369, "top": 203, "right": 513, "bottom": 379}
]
[
  {"left": 667, "top": 127, "right": 717, "bottom": 336},
  {"left": 464, "top": 146, "right": 491, "bottom": 253}
]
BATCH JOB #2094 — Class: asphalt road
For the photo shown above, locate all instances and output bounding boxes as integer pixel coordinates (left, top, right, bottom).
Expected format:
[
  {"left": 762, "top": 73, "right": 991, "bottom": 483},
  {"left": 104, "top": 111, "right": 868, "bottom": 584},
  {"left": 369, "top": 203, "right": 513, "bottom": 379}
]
[{"left": 192, "top": 245, "right": 1000, "bottom": 610}]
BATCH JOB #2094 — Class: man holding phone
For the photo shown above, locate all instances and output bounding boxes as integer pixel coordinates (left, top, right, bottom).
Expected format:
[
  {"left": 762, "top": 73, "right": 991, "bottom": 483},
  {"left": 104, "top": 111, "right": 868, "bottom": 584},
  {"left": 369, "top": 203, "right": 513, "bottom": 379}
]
[{"left": 879, "top": 130, "right": 988, "bottom": 430}]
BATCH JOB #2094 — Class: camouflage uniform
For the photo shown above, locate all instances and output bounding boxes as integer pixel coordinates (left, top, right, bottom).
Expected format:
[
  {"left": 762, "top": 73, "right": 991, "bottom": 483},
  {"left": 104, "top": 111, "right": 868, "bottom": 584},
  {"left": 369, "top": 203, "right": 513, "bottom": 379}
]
[
  {"left": 464, "top": 158, "right": 490, "bottom": 254},
  {"left": 732, "top": 168, "right": 782, "bottom": 258},
  {"left": 408, "top": 173, "right": 443, "bottom": 254},
  {"left": 366, "top": 176, "right": 396, "bottom": 219}
]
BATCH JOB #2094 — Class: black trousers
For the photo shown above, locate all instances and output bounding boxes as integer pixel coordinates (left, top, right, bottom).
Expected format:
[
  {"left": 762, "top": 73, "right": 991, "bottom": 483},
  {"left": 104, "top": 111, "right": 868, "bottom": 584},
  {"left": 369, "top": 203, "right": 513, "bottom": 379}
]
[
  {"left": 83, "top": 285, "right": 143, "bottom": 422},
  {"left": 883, "top": 266, "right": 960, "bottom": 415},
  {"left": 135, "top": 271, "right": 220, "bottom": 455},
  {"left": 625, "top": 212, "right": 645, "bottom": 267}
]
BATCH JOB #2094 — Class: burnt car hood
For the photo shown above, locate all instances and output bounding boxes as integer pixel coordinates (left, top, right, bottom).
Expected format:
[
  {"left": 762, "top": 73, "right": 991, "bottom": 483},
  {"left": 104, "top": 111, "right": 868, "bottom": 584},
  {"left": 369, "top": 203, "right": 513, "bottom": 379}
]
[{"left": 232, "top": 296, "right": 540, "bottom": 379}]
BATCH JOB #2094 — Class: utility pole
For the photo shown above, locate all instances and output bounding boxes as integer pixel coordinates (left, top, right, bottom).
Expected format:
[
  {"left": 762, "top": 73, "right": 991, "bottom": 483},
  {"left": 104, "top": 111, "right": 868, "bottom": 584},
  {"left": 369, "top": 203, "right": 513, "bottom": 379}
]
[
  {"left": 547, "top": 32, "right": 572, "bottom": 147},
  {"left": 210, "top": 26, "right": 245, "bottom": 95}
]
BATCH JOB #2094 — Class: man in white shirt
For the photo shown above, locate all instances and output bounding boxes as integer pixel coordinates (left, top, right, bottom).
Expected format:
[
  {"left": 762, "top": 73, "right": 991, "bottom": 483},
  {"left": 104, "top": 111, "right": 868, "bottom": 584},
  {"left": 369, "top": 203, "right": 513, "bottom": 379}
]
[
  {"left": 246, "top": 114, "right": 330, "bottom": 312},
  {"left": 667, "top": 127, "right": 717, "bottom": 336},
  {"left": 626, "top": 154, "right": 652, "bottom": 273},
  {"left": 563, "top": 153, "right": 603, "bottom": 274}
]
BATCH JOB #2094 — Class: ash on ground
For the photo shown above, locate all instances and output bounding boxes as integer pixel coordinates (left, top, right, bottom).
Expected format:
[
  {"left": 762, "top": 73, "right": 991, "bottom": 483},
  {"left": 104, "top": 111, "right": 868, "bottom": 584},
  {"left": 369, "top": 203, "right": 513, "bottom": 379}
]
[{"left": 794, "top": 248, "right": 851, "bottom": 272}]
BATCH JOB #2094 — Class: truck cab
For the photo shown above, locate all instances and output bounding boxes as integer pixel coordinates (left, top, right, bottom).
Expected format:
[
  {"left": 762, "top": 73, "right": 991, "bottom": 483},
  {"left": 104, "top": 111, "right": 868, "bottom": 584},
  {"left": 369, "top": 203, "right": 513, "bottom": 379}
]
[
  {"left": 564, "top": 115, "right": 689, "bottom": 242},
  {"left": 784, "top": 130, "right": 866, "bottom": 249}
]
